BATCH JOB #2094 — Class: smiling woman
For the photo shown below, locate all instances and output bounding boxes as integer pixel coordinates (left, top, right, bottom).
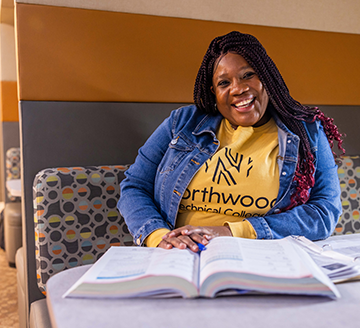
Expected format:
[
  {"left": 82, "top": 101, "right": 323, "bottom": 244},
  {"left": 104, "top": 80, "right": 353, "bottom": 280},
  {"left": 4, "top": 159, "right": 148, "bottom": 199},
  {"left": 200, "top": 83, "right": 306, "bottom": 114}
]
[
  {"left": 210, "top": 53, "right": 270, "bottom": 128},
  {"left": 118, "top": 31, "right": 345, "bottom": 253}
]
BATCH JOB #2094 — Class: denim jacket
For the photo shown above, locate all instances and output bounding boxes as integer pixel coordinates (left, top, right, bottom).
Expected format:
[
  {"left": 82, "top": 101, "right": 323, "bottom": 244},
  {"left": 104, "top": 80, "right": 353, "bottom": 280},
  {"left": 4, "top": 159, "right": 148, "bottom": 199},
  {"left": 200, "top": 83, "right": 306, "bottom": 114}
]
[{"left": 118, "top": 105, "right": 341, "bottom": 245}]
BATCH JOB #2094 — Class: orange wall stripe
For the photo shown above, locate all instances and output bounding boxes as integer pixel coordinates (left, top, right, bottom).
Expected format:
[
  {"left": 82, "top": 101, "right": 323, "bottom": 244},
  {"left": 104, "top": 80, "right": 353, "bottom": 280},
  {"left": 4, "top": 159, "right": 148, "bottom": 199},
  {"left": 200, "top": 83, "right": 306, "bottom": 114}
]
[
  {"left": 0, "top": 81, "right": 19, "bottom": 122},
  {"left": 16, "top": 4, "right": 360, "bottom": 105}
]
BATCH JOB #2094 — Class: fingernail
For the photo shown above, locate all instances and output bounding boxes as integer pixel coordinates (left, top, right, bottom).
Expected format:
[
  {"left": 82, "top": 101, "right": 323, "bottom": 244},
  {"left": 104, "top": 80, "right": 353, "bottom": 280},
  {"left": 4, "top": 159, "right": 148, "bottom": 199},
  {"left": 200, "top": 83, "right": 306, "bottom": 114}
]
[
  {"left": 202, "top": 239, "right": 208, "bottom": 245},
  {"left": 181, "top": 229, "right": 189, "bottom": 235},
  {"left": 192, "top": 245, "right": 198, "bottom": 251}
]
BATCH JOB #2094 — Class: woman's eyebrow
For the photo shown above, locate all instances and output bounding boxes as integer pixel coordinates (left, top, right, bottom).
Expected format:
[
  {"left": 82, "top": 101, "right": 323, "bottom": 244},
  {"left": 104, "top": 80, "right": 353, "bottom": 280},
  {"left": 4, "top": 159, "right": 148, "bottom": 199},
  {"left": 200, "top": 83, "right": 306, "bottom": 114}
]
[
  {"left": 240, "top": 65, "right": 253, "bottom": 71},
  {"left": 214, "top": 73, "right": 229, "bottom": 80},
  {"left": 214, "top": 65, "right": 254, "bottom": 77},
  {"left": 214, "top": 66, "right": 254, "bottom": 80}
]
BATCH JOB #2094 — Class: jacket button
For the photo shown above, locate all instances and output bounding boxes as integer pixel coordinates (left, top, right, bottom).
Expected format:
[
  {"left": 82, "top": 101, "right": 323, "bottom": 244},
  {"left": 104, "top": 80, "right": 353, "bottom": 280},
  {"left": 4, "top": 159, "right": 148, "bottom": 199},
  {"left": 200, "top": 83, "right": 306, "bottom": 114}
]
[
  {"left": 171, "top": 138, "right": 178, "bottom": 145},
  {"left": 282, "top": 172, "right": 287, "bottom": 176},
  {"left": 274, "top": 209, "right": 281, "bottom": 214},
  {"left": 136, "top": 238, "right": 141, "bottom": 245},
  {"left": 287, "top": 139, "right": 291, "bottom": 143}
]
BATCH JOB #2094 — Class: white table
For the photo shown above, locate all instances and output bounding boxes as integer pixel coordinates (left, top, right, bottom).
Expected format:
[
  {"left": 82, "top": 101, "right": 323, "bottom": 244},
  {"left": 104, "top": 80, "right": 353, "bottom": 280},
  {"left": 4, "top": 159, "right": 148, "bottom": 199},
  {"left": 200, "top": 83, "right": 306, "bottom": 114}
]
[
  {"left": 6, "top": 179, "right": 21, "bottom": 197},
  {"left": 46, "top": 264, "right": 360, "bottom": 328}
]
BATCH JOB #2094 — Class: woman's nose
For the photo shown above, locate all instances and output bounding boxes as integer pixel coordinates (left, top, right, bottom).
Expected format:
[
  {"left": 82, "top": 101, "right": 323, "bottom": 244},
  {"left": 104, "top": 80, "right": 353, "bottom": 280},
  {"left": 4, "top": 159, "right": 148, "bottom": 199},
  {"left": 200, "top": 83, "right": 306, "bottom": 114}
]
[{"left": 230, "top": 80, "right": 249, "bottom": 95}]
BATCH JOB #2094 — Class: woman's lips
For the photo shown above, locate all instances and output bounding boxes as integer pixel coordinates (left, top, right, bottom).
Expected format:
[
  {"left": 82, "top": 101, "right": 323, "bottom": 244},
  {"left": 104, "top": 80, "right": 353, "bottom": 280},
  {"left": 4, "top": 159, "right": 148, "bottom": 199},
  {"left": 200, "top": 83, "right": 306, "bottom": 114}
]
[{"left": 232, "top": 97, "right": 256, "bottom": 111}]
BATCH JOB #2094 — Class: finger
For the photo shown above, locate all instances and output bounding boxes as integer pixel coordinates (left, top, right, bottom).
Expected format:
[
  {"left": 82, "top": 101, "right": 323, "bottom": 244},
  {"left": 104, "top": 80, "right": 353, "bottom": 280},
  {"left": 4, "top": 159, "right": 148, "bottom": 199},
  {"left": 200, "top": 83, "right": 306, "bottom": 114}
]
[
  {"left": 163, "top": 236, "right": 187, "bottom": 250},
  {"left": 161, "top": 232, "right": 171, "bottom": 240},
  {"left": 168, "top": 228, "right": 189, "bottom": 238},
  {"left": 169, "top": 227, "right": 211, "bottom": 246},
  {"left": 168, "top": 228, "right": 202, "bottom": 238},
  {"left": 184, "top": 226, "right": 211, "bottom": 235},
  {"left": 158, "top": 240, "right": 173, "bottom": 249},
  {"left": 186, "top": 233, "right": 209, "bottom": 246},
  {"left": 177, "top": 235, "right": 199, "bottom": 252},
  {"left": 177, "top": 227, "right": 212, "bottom": 243},
  {"left": 164, "top": 235, "right": 200, "bottom": 252}
]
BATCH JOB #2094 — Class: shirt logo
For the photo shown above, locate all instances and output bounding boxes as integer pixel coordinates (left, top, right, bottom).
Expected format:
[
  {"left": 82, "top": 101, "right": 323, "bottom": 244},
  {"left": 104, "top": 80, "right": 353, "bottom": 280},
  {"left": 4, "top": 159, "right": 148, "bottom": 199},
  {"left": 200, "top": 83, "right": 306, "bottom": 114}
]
[{"left": 205, "top": 148, "right": 254, "bottom": 185}]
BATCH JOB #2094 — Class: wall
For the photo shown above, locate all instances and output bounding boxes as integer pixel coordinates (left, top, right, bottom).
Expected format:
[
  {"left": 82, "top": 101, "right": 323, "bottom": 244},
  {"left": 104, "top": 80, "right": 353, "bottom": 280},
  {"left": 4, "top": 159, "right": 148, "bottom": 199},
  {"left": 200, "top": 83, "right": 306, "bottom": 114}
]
[
  {"left": 1, "top": 1, "right": 19, "bottom": 202},
  {"left": 16, "top": 0, "right": 360, "bottom": 34},
  {"left": 16, "top": 4, "right": 360, "bottom": 105},
  {"left": 0, "top": 11, "right": 17, "bottom": 121}
]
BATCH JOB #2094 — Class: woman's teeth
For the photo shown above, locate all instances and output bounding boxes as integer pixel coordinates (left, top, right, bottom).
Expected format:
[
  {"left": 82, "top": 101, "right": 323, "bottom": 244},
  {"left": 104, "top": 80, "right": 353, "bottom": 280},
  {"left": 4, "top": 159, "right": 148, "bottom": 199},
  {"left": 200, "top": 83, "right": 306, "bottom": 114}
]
[{"left": 234, "top": 98, "right": 254, "bottom": 108}]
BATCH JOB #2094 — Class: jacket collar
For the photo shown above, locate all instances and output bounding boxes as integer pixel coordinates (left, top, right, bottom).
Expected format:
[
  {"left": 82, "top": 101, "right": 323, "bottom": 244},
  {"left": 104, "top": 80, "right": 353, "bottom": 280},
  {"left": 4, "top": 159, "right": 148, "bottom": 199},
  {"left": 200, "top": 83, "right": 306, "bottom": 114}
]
[
  {"left": 193, "top": 111, "right": 223, "bottom": 136},
  {"left": 269, "top": 107, "right": 297, "bottom": 137}
]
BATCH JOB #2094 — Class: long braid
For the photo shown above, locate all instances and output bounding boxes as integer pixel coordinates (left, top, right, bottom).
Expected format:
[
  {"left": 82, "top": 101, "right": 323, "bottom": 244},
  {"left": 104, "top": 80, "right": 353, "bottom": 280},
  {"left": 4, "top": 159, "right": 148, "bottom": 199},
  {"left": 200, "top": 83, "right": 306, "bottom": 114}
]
[{"left": 193, "top": 31, "right": 344, "bottom": 211}]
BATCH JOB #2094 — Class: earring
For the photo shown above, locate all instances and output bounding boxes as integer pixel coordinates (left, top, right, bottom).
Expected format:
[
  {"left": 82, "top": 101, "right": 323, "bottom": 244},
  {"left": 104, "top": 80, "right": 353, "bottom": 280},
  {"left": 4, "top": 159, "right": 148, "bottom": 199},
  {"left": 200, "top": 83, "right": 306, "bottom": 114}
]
[{"left": 214, "top": 103, "right": 217, "bottom": 111}]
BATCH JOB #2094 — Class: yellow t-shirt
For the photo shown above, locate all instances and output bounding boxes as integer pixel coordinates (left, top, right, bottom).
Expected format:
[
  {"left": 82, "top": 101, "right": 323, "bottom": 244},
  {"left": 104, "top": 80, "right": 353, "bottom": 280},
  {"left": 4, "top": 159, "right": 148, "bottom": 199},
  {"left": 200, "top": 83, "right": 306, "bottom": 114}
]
[{"left": 146, "top": 117, "right": 279, "bottom": 247}]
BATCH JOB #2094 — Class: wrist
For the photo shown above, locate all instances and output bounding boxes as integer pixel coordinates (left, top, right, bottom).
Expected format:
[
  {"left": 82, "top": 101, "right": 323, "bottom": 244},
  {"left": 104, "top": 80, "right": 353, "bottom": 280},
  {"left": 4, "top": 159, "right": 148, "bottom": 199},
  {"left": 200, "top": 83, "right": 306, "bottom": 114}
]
[{"left": 224, "top": 225, "right": 233, "bottom": 236}]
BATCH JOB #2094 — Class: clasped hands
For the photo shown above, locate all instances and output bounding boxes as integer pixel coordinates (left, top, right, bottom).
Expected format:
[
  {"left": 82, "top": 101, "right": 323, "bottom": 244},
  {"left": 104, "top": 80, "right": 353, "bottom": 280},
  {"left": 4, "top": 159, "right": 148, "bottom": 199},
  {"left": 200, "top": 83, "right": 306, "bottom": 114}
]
[{"left": 158, "top": 225, "right": 233, "bottom": 252}]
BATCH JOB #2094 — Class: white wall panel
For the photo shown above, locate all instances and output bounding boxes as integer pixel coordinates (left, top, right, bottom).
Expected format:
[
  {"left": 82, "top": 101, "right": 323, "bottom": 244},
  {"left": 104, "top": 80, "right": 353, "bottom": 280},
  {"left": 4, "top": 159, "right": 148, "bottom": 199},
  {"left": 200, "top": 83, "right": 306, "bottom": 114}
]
[
  {"left": 15, "top": 0, "right": 360, "bottom": 34},
  {"left": 0, "top": 23, "right": 16, "bottom": 81}
]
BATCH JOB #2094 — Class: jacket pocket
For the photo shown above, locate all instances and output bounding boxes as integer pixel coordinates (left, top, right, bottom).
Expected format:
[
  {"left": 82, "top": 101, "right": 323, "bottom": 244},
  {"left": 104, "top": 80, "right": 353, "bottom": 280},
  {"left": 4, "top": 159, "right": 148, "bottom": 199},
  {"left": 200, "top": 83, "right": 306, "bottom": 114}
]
[{"left": 158, "top": 136, "right": 195, "bottom": 173}]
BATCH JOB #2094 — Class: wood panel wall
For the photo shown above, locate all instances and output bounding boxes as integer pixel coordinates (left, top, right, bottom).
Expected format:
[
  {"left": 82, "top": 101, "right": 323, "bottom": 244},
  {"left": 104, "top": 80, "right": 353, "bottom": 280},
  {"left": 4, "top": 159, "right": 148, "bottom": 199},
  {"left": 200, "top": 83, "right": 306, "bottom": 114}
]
[
  {"left": 16, "top": 3, "right": 360, "bottom": 106},
  {"left": 0, "top": 81, "right": 18, "bottom": 121}
]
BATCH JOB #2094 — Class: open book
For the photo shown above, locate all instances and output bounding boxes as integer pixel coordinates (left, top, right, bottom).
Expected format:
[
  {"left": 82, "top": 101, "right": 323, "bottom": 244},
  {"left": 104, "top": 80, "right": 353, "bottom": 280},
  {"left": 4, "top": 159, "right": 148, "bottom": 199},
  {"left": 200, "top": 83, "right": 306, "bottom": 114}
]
[
  {"left": 292, "top": 235, "right": 360, "bottom": 283},
  {"left": 64, "top": 236, "right": 340, "bottom": 299}
]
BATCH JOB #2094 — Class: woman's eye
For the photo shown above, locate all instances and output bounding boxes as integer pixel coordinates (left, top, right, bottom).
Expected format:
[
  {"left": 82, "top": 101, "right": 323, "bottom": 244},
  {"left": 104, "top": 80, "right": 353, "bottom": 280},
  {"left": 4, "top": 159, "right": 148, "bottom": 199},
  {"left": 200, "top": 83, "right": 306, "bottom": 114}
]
[
  {"left": 218, "top": 80, "right": 229, "bottom": 87},
  {"left": 244, "top": 72, "right": 256, "bottom": 79}
]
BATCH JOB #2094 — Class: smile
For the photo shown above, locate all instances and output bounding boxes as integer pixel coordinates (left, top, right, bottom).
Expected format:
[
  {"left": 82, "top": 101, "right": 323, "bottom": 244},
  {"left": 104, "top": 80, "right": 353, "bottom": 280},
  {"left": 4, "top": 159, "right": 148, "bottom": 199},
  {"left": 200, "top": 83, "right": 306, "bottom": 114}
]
[{"left": 233, "top": 97, "right": 255, "bottom": 109}]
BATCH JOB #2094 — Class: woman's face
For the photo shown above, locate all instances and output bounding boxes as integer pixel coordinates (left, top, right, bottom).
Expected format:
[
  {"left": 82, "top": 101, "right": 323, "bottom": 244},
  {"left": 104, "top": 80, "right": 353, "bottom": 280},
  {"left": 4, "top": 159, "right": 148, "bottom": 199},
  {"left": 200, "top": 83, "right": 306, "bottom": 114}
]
[{"left": 211, "top": 52, "right": 270, "bottom": 128}]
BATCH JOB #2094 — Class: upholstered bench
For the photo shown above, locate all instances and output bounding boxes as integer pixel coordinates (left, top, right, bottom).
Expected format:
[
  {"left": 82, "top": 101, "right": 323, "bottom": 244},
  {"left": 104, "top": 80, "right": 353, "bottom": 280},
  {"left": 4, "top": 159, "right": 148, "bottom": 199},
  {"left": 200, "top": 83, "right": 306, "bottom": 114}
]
[
  {"left": 18, "top": 165, "right": 135, "bottom": 328},
  {"left": 19, "top": 156, "right": 360, "bottom": 328},
  {"left": 32, "top": 165, "right": 135, "bottom": 294},
  {"left": 333, "top": 156, "right": 360, "bottom": 235},
  {"left": 4, "top": 147, "right": 22, "bottom": 266},
  {"left": 30, "top": 157, "right": 360, "bottom": 294}
]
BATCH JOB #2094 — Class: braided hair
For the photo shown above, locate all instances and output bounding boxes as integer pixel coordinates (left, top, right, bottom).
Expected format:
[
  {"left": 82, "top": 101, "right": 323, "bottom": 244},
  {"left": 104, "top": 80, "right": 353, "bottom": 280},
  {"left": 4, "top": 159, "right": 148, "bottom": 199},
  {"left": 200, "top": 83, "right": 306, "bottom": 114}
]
[{"left": 193, "top": 31, "right": 344, "bottom": 211}]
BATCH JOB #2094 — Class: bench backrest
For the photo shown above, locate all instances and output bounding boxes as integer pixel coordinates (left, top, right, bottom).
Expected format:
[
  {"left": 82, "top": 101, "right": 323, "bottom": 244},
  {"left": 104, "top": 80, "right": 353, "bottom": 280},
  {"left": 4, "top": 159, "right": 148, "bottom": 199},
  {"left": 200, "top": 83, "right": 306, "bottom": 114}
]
[
  {"left": 33, "top": 165, "right": 134, "bottom": 294},
  {"left": 6, "top": 147, "right": 21, "bottom": 202},
  {"left": 333, "top": 156, "right": 360, "bottom": 235}
]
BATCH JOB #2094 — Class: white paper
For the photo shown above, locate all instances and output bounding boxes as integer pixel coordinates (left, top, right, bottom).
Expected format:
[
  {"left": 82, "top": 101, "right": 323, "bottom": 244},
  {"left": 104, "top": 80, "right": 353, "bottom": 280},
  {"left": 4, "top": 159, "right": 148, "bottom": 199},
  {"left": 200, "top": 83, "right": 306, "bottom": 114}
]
[
  {"left": 63, "top": 246, "right": 199, "bottom": 298},
  {"left": 199, "top": 237, "right": 312, "bottom": 285},
  {"left": 292, "top": 235, "right": 360, "bottom": 282}
]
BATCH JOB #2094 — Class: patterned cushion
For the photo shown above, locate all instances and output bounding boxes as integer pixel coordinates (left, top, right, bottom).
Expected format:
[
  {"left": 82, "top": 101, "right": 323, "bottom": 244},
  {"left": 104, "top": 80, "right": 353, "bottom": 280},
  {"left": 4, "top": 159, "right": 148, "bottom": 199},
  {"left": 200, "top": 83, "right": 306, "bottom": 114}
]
[
  {"left": 6, "top": 147, "right": 21, "bottom": 201},
  {"left": 333, "top": 156, "right": 360, "bottom": 235},
  {"left": 33, "top": 165, "right": 135, "bottom": 294}
]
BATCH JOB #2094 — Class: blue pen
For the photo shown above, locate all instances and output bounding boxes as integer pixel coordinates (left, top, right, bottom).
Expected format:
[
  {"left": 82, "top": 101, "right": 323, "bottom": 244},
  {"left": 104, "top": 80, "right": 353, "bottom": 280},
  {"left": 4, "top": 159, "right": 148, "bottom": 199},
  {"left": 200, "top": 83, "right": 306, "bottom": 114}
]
[{"left": 197, "top": 243, "right": 207, "bottom": 252}]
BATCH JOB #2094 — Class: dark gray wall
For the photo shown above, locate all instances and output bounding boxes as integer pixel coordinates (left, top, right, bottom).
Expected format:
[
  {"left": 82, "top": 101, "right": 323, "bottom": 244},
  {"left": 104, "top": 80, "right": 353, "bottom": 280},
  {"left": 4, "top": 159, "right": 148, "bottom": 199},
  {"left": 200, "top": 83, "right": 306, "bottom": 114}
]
[
  {"left": 20, "top": 101, "right": 187, "bottom": 311},
  {"left": 319, "top": 105, "right": 360, "bottom": 156}
]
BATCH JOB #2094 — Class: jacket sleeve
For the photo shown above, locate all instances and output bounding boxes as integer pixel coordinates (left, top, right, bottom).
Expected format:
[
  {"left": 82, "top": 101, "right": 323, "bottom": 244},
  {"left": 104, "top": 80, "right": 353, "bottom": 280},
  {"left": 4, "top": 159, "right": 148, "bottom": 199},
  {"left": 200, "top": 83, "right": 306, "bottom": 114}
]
[
  {"left": 118, "top": 109, "right": 177, "bottom": 245},
  {"left": 246, "top": 124, "right": 342, "bottom": 241}
]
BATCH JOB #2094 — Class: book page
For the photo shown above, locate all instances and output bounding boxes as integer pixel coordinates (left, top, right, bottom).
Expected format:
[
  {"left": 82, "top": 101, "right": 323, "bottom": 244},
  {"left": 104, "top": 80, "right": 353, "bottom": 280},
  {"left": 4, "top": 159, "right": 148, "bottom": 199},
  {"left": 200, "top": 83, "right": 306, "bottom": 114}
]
[
  {"left": 95, "top": 247, "right": 154, "bottom": 280},
  {"left": 64, "top": 246, "right": 199, "bottom": 297},
  {"left": 199, "top": 237, "right": 313, "bottom": 285},
  {"left": 146, "top": 248, "right": 199, "bottom": 285},
  {"left": 314, "top": 234, "right": 360, "bottom": 258},
  {"left": 90, "top": 247, "right": 198, "bottom": 283},
  {"left": 298, "top": 234, "right": 360, "bottom": 282}
]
